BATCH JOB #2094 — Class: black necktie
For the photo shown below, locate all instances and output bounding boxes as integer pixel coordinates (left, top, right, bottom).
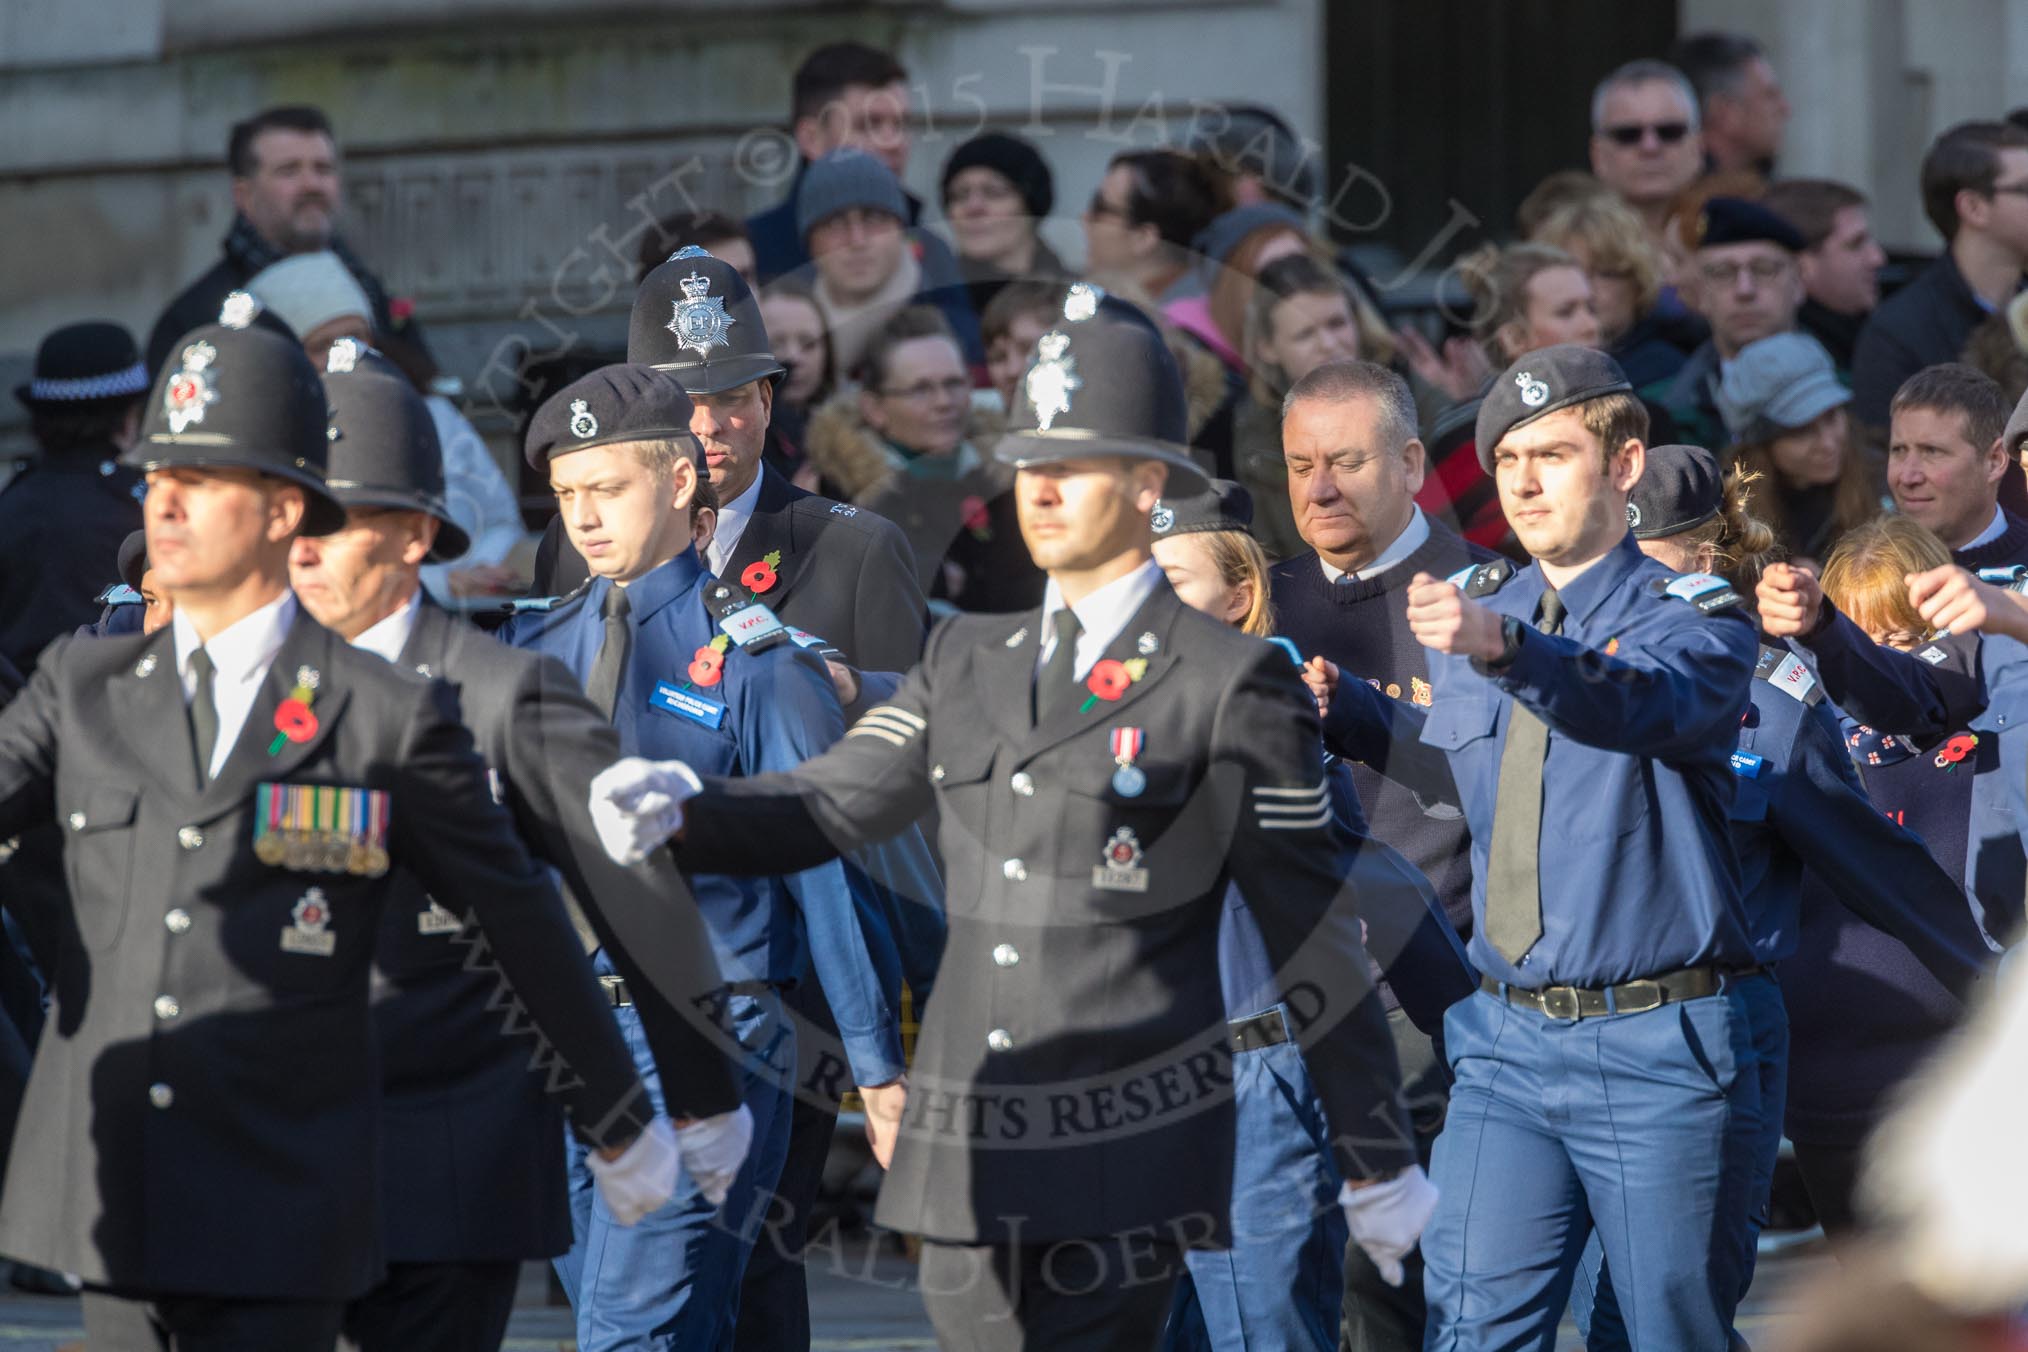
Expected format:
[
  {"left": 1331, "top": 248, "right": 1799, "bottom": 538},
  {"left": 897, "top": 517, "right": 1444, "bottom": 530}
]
[
  {"left": 187, "top": 648, "right": 219, "bottom": 784},
  {"left": 1033, "top": 607, "right": 1084, "bottom": 724},
  {"left": 585, "top": 586, "right": 632, "bottom": 719},
  {"left": 1485, "top": 589, "right": 1565, "bottom": 964}
]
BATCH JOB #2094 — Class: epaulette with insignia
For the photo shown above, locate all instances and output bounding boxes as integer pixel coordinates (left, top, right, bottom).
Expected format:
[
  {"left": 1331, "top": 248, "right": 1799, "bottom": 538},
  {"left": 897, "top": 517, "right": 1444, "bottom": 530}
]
[
  {"left": 95, "top": 583, "right": 143, "bottom": 607},
  {"left": 1753, "top": 643, "right": 1822, "bottom": 704},
  {"left": 1446, "top": 559, "right": 1513, "bottom": 598},
  {"left": 1656, "top": 571, "right": 1743, "bottom": 614},
  {"left": 703, "top": 578, "right": 790, "bottom": 654},
  {"left": 1977, "top": 566, "right": 2028, "bottom": 595}
]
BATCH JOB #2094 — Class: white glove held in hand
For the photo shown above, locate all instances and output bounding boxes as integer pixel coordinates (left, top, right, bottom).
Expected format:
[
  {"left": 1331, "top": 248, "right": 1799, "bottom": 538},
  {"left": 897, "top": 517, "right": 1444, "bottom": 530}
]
[
  {"left": 586, "top": 1116, "right": 680, "bottom": 1226},
  {"left": 589, "top": 757, "right": 703, "bottom": 864},
  {"left": 1341, "top": 1165, "right": 1439, "bottom": 1287},
  {"left": 675, "top": 1103, "right": 755, "bottom": 1208}
]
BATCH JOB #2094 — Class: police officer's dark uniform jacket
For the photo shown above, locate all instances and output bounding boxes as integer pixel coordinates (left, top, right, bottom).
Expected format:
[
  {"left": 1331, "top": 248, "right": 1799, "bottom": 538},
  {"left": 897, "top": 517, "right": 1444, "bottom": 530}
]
[
  {"left": 532, "top": 248, "right": 930, "bottom": 681},
  {"left": 673, "top": 299, "right": 1415, "bottom": 1246},
  {"left": 0, "top": 321, "right": 647, "bottom": 1301},
  {"left": 315, "top": 353, "right": 739, "bottom": 1267}
]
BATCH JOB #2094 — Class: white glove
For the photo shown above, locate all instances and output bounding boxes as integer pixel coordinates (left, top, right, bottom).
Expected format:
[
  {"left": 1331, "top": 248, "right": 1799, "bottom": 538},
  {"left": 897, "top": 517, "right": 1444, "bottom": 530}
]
[
  {"left": 1341, "top": 1165, "right": 1439, "bottom": 1287},
  {"left": 586, "top": 1116, "right": 680, "bottom": 1226},
  {"left": 588, "top": 757, "right": 703, "bottom": 864},
  {"left": 675, "top": 1103, "right": 755, "bottom": 1207}
]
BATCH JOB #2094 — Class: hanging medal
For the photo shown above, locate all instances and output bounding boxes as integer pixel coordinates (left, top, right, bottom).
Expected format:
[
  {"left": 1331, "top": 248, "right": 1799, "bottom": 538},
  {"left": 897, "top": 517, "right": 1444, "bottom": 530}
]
[{"left": 1110, "top": 726, "right": 1146, "bottom": 798}]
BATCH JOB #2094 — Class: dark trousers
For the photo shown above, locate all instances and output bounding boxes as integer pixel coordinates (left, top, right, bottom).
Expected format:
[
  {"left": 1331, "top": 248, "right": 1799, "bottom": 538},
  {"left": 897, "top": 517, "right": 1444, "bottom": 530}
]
[
  {"left": 1340, "top": 1008, "right": 1449, "bottom": 1352},
  {"left": 919, "top": 1236, "right": 1185, "bottom": 1352},
  {"left": 339, "top": 1260, "right": 521, "bottom": 1352},
  {"left": 1792, "top": 1140, "right": 1866, "bottom": 1240},
  {"left": 82, "top": 1289, "right": 344, "bottom": 1352},
  {"left": 734, "top": 977, "right": 839, "bottom": 1352}
]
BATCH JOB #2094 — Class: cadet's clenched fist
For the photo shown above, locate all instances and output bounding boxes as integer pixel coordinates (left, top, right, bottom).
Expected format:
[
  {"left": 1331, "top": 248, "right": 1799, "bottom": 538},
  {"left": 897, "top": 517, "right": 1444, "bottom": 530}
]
[{"left": 1406, "top": 573, "right": 1505, "bottom": 661}]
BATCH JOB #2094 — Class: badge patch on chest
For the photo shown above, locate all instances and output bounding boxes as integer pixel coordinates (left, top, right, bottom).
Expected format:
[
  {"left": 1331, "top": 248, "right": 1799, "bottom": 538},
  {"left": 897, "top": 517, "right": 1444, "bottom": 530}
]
[
  {"left": 282, "top": 887, "right": 337, "bottom": 956},
  {"left": 650, "top": 681, "right": 728, "bottom": 729},
  {"left": 1093, "top": 826, "right": 1150, "bottom": 892},
  {"left": 1729, "top": 750, "right": 1764, "bottom": 779}
]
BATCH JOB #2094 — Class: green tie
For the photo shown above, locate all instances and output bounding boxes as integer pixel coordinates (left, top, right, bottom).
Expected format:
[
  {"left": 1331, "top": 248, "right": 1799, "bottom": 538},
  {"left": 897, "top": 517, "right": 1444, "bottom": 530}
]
[
  {"left": 1484, "top": 589, "right": 1565, "bottom": 964},
  {"left": 1033, "top": 607, "right": 1084, "bottom": 724},
  {"left": 187, "top": 647, "right": 219, "bottom": 784}
]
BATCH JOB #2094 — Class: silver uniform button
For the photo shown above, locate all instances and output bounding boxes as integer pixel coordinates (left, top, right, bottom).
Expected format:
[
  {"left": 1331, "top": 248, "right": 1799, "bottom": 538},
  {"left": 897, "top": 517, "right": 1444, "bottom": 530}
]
[
  {"left": 164, "top": 909, "right": 192, "bottom": 935},
  {"left": 68, "top": 812, "right": 86, "bottom": 831},
  {"left": 148, "top": 1083, "right": 174, "bottom": 1109},
  {"left": 931, "top": 765, "right": 946, "bottom": 782},
  {"left": 153, "top": 995, "right": 180, "bottom": 1021},
  {"left": 986, "top": 1028, "right": 1014, "bottom": 1053},
  {"left": 1010, "top": 772, "right": 1035, "bottom": 797},
  {"left": 1001, "top": 858, "right": 1027, "bottom": 882},
  {"left": 992, "top": 943, "right": 1019, "bottom": 967},
  {"left": 177, "top": 826, "right": 204, "bottom": 850}
]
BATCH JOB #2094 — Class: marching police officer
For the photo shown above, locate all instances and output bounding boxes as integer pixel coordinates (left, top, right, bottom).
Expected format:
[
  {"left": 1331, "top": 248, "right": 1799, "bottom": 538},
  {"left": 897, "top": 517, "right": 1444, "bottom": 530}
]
[
  {"left": 0, "top": 321, "right": 149, "bottom": 675},
  {"left": 1339, "top": 346, "right": 1764, "bottom": 1348},
  {"left": 502, "top": 364, "right": 907, "bottom": 1351},
  {"left": 1567, "top": 444, "right": 1996, "bottom": 1348},
  {"left": 591, "top": 296, "right": 1435, "bottom": 1351},
  {"left": 0, "top": 316, "right": 679, "bottom": 1349},
  {"left": 283, "top": 342, "right": 746, "bottom": 1351}
]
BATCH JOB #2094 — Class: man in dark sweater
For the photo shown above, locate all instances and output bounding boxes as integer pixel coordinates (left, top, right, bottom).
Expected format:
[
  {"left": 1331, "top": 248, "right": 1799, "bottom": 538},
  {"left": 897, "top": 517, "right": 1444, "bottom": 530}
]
[
  {"left": 1266, "top": 359, "right": 1488, "bottom": 1352},
  {"left": 1269, "top": 360, "right": 1492, "bottom": 941},
  {"left": 1852, "top": 121, "right": 2028, "bottom": 435},
  {"left": 1886, "top": 363, "right": 2028, "bottom": 571}
]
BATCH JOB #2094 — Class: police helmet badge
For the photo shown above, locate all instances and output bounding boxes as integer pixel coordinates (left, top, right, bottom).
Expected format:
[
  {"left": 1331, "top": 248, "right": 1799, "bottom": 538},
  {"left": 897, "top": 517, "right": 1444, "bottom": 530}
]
[
  {"left": 164, "top": 341, "right": 220, "bottom": 434},
  {"left": 1025, "top": 331, "right": 1082, "bottom": 431},
  {"left": 218, "top": 290, "right": 261, "bottom": 330},
  {"left": 569, "top": 399, "right": 599, "bottom": 439},
  {"left": 325, "top": 337, "right": 362, "bottom": 374},
  {"left": 667, "top": 270, "right": 736, "bottom": 359},
  {"left": 1515, "top": 370, "right": 1549, "bottom": 408}
]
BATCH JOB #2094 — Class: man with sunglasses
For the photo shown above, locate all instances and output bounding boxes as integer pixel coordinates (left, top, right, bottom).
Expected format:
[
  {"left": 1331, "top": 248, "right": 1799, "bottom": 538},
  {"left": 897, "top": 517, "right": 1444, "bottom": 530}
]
[
  {"left": 1587, "top": 60, "right": 1705, "bottom": 250},
  {"left": 1853, "top": 121, "right": 2028, "bottom": 435},
  {"left": 1659, "top": 197, "right": 1807, "bottom": 449}
]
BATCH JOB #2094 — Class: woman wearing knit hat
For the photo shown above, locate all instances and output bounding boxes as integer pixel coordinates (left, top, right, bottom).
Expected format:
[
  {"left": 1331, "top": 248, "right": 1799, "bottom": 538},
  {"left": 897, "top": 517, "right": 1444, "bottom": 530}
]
[
  {"left": 245, "top": 250, "right": 375, "bottom": 371},
  {"left": 939, "top": 130, "right": 1067, "bottom": 316}
]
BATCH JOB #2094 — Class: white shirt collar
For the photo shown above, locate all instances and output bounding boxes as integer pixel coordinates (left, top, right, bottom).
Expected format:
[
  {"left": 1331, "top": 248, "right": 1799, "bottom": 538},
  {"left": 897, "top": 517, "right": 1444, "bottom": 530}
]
[
  {"left": 172, "top": 591, "right": 296, "bottom": 690},
  {"left": 1965, "top": 503, "right": 2009, "bottom": 550},
  {"left": 351, "top": 588, "right": 424, "bottom": 664},
  {"left": 1318, "top": 505, "right": 1430, "bottom": 583},
  {"left": 1036, "top": 557, "right": 1166, "bottom": 679},
  {"left": 706, "top": 470, "right": 766, "bottom": 575}
]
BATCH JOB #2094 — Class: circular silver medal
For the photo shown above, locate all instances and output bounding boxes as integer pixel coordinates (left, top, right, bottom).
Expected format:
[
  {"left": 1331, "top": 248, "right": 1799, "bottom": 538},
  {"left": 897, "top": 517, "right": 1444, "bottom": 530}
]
[{"left": 1111, "top": 764, "right": 1146, "bottom": 798}]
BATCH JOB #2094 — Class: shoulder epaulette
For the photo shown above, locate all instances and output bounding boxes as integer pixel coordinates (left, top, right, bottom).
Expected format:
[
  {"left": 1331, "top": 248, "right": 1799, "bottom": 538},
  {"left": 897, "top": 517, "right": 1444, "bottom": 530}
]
[
  {"left": 1978, "top": 565, "right": 2028, "bottom": 594},
  {"left": 1655, "top": 571, "right": 1743, "bottom": 614},
  {"left": 94, "top": 583, "right": 143, "bottom": 607},
  {"left": 1447, "top": 559, "right": 1513, "bottom": 598},
  {"left": 1753, "top": 643, "right": 1823, "bottom": 704}
]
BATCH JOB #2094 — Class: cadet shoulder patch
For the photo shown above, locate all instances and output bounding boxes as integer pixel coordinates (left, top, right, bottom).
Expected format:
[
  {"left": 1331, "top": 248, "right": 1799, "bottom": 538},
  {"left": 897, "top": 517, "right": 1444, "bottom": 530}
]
[
  {"left": 1447, "top": 559, "right": 1513, "bottom": 598},
  {"left": 1658, "top": 572, "right": 1742, "bottom": 614},
  {"left": 1917, "top": 644, "right": 1948, "bottom": 666},
  {"left": 1752, "top": 644, "right": 1822, "bottom": 704}
]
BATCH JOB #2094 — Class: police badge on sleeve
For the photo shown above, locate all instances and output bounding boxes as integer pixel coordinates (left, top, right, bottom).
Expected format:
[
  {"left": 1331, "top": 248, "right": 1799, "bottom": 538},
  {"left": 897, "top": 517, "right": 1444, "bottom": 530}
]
[
  {"left": 281, "top": 887, "right": 337, "bottom": 956},
  {"left": 1093, "top": 826, "right": 1150, "bottom": 892}
]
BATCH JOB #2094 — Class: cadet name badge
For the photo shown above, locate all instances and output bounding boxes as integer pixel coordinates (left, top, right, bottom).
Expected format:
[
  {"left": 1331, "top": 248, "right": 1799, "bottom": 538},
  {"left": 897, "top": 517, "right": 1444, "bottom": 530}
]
[
  {"left": 650, "top": 681, "right": 727, "bottom": 729},
  {"left": 281, "top": 886, "right": 336, "bottom": 957},
  {"left": 255, "top": 783, "right": 390, "bottom": 876}
]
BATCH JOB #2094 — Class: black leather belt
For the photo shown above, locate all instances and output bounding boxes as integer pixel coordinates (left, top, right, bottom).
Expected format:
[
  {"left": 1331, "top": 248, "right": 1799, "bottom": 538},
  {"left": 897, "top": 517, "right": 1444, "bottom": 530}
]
[
  {"left": 1482, "top": 965, "right": 1762, "bottom": 1020},
  {"left": 1229, "top": 1006, "right": 1291, "bottom": 1053},
  {"left": 599, "top": 975, "right": 778, "bottom": 1007}
]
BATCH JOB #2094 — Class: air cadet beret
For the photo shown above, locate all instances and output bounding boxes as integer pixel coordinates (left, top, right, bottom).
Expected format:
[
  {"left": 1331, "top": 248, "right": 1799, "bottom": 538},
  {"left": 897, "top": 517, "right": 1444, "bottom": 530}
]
[
  {"left": 1693, "top": 196, "right": 1805, "bottom": 253},
  {"left": 14, "top": 320, "right": 146, "bottom": 412},
  {"left": 117, "top": 529, "right": 149, "bottom": 592},
  {"left": 997, "top": 284, "right": 1211, "bottom": 496},
  {"left": 796, "top": 148, "right": 909, "bottom": 240},
  {"left": 2004, "top": 383, "right": 2028, "bottom": 457},
  {"left": 525, "top": 363, "right": 702, "bottom": 473},
  {"left": 321, "top": 347, "right": 471, "bottom": 562},
  {"left": 1152, "top": 478, "right": 1253, "bottom": 537},
  {"left": 1474, "top": 344, "right": 1633, "bottom": 471},
  {"left": 1627, "top": 444, "right": 1723, "bottom": 540},
  {"left": 127, "top": 311, "right": 348, "bottom": 536},
  {"left": 628, "top": 246, "right": 785, "bottom": 395}
]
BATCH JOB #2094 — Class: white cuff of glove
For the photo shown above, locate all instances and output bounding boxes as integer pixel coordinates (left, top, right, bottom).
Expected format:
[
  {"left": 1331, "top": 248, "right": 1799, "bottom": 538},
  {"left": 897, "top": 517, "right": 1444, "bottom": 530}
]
[
  {"left": 676, "top": 1103, "right": 755, "bottom": 1208},
  {"left": 589, "top": 757, "right": 704, "bottom": 864},
  {"left": 586, "top": 1116, "right": 680, "bottom": 1227},
  {"left": 1340, "top": 1165, "right": 1439, "bottom": 1288}
]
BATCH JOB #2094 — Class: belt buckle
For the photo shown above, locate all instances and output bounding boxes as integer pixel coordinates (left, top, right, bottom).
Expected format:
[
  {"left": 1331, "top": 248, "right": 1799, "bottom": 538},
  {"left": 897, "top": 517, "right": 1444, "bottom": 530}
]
[
  {"left": 1538, "top": 985, "right": 1583, "bottom": 1021},
  {"left": 1616, "top": 979, "right": 1664, "bottom": 1014}
]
